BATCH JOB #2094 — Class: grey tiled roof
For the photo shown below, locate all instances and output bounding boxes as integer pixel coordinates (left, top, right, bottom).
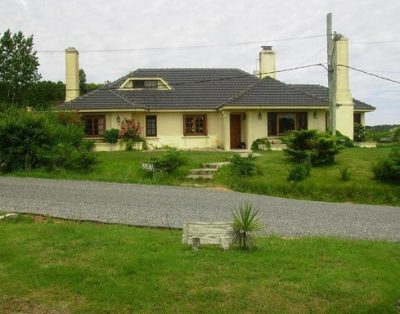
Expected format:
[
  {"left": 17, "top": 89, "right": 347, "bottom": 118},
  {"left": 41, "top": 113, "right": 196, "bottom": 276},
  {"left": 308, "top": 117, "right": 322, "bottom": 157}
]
[
  {"left": 59, "top": 68, "right": 258, "bottom": 110},
  {"left": 58, "top": 68, "right": 375, "bottom": 111},
  {"left": 225, "top": 77, "right": 325, "bottom": 106},
  {"left": 290, "top": 84, "right": 376, "bottom": 111}
]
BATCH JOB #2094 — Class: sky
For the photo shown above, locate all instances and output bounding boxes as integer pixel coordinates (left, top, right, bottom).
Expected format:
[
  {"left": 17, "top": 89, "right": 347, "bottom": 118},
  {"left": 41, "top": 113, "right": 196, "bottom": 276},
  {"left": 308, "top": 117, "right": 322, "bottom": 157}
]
[{"left": 1, "top": 0, "right": 399, "bottom": 125}]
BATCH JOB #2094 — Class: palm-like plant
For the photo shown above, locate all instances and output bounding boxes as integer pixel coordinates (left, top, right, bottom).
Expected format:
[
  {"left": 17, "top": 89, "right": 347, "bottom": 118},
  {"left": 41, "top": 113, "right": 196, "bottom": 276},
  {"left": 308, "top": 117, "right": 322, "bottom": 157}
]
[{"left": 232, "top": 202, "right": 262, "bottom": 250}]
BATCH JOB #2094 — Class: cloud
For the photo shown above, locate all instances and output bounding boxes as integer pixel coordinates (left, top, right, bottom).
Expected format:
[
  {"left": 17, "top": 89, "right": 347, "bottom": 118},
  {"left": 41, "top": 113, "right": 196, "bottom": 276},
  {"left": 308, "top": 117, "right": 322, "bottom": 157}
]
[{"left": 1, "top": 0, "right": 399, "bottom": 124}]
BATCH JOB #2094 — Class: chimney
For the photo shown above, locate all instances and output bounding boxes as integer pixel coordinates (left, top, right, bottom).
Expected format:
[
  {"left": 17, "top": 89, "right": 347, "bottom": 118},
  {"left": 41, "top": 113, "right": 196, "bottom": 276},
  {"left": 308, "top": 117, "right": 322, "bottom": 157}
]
[
  {"left": 65, "top": 47, "right": 80, "bottom": 102},
  {"left": 334, "top": 35, "right": 352, "bottom": 105},
  {"left": 334, "top": 35, "right": 354, "bottom": 139},
  {"left": 259, "top": 46, "right": 276, "bottom": 79}
]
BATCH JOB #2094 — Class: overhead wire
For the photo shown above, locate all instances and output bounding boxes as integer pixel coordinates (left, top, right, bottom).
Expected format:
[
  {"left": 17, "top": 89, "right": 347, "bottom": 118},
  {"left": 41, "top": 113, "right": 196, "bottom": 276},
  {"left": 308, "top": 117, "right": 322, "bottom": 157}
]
[{"left": 36, "top": 34, "right": 327, "bottom": 54}]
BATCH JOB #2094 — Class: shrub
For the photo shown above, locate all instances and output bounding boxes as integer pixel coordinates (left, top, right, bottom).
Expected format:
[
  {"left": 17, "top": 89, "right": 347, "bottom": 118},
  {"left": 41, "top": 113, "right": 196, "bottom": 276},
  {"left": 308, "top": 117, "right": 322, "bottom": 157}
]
[
  {"left": 232, "top": 202, "right": 262, "bottom": 250},
  {"left": 335, "top": 131, "right": 354, "bottom": 148},
  {"left": 372, "top": 146, "right": 400, "bottom": 182},
  {"left": 57, "top": 111, "right": 82, "bottom": 126},
  {"left": 149, "top": 149, "right": 186, "bottom": 174},
  {"left": 0, "top": 109, "right": 95, "bottom": 172},
  {"left": 354, "top": 123, "right": 367, "bottom": 142},
  {"left": 287, "top": 163, "right": 311, "bottom": 182},
  {"left": 339, "top": 167, "right": 351, "bottom": 181},
  {"left": 392, "top": 128, "right": 400, "bottom": 144},
  {"left": 284, "top": 130, "right": 339, "bottom": 166},
  {"left": 251, "top": 138, "right": 271, "bottom": 151},
  {"left": 119, "top": 119, "right": 143, "bottom": 142},
  {"left": 103, "top": 128, "right": 120, "bottom": 144},
  {"left": 229, "top": 154, "right": 256, "bottom": 177}
]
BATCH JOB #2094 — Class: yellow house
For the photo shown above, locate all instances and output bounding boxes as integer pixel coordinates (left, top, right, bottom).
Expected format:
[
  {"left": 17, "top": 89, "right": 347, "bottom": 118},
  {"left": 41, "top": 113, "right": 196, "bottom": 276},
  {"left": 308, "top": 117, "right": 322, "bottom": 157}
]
[{"left": 58, "top": 39, "right": 374, "bottom": 150}]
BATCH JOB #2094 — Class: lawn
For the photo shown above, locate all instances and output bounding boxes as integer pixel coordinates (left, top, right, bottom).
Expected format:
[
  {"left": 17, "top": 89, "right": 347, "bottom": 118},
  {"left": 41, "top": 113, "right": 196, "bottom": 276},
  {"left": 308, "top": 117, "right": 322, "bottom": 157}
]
[
  {"left": 7, "top": 147, "right": 400, "bottom": 206},
  {"left": 0, "top": 215, "right": 399, "bottom": 313}
]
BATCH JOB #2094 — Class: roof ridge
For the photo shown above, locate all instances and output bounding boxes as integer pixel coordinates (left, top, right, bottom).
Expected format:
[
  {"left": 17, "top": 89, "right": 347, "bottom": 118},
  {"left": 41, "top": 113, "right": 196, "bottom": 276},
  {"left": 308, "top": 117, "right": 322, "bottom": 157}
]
[
  {"left": 109, "top": 89, "right": 140, "bottom": 108},
  {"left": 220, "top": 78, "right": 263, "bottom": 107}
]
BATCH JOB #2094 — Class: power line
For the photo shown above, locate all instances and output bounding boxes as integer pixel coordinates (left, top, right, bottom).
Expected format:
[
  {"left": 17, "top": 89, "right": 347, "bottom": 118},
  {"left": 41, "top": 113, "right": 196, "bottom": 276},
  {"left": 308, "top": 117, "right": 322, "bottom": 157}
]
[
  {"left": 36, "top": 34, "right": 326, "bottom": 54},
  {"left": 338, "top": 64, "right": 400, "bottom": 85},
  {"left": 120, "top": 64, "right": 326, "bottom": 87},
  {"left": 351, "top": 39, "right": 400, "bottom": 45}
]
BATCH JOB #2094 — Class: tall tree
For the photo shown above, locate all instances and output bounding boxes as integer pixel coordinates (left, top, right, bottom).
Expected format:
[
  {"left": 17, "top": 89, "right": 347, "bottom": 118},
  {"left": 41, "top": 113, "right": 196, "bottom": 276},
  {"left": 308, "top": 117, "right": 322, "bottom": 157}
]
[
  {"left": 79, "top": 68, "right": 87, "bottom": 95},
  {"left": 0, "top": 29, "right": 41, "bottom": 106}
]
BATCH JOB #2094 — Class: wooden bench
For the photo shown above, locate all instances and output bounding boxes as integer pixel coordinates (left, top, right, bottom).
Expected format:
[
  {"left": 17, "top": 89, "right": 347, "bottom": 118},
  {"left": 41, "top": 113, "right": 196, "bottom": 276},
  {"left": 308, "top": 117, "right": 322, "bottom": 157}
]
[{"left": 182, "top": 222, "right": 233, "bottom": 248}]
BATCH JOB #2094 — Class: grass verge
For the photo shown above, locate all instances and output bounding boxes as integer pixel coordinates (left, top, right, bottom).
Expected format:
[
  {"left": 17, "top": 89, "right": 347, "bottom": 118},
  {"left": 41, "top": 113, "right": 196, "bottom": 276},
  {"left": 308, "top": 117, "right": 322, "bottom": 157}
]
[
  {"left": 0, "top": 215, "right": 399, "bottom": 313},
  {"left": 4, "top": 148, "right": 400, "bottom": 206}
]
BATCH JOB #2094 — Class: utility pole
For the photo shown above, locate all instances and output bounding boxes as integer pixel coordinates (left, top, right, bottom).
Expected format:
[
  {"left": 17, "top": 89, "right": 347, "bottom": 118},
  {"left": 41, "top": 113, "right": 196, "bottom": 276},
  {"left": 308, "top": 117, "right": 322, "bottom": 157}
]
[{"left": 327, "top": 13, "right": 337, "bottom": 135}]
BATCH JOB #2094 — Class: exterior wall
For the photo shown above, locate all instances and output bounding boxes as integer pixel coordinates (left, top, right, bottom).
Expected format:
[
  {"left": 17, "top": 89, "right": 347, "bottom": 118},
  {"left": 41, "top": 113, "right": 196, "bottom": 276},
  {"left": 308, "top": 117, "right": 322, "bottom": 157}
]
[
  {"left": 307, "top": 110, "right": 327, "bottom": 131},
  {"left": 336, "top": 105, "right": 354, "bottom": 138},
  {"left": 132, "top": 112, "right": 219, "bottom": 149}
]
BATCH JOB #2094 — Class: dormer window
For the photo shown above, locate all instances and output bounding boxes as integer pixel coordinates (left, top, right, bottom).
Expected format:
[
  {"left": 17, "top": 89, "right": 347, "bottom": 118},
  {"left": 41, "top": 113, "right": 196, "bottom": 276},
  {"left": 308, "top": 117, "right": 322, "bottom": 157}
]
[
  {"left": 119, "top": 77, "right": 172, "bottom": 90},
  {"left": 132, "top": 80, "right": 158, "bottom": 89}
]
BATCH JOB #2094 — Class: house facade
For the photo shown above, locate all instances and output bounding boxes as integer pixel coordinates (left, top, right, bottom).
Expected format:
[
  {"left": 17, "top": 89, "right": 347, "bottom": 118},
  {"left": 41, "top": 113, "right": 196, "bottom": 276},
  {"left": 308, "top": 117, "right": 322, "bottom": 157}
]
[{"left": 58, "top": 38, "right": 374, "bottom": 150}]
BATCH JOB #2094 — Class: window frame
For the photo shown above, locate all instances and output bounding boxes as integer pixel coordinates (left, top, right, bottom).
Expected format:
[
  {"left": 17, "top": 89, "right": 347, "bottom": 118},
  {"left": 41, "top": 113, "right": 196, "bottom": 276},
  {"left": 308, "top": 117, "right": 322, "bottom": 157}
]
[
  {"left": 82, "top": 115, "right": 106, "bottom": 137},
  {"left": 267, "top": 112, "right": 308, "bottom": 136},
  {"left": 183, "top": 114, "right": 208, "bottom": 136},
  {"left": 145, "top": 115, "right": 157, "bottom": 137}
]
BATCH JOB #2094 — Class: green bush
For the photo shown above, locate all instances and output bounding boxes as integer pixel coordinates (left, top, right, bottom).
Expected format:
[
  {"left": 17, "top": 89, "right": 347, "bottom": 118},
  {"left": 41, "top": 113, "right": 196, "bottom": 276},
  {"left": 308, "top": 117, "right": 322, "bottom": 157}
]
[
  {"left": 335, "top": 131, "right": 354, "bottom": 148},
  {"left": 251, "top": 138, "right": 271, "bottom": 151},
  {"left": 287, "top": 163, "right": 311, "bottom": 182},
  {"left": 284, "top": 130, "right": 339, "bottom": 166},
  {"left": 372, "top": 146, "right": 400, "bottom": 182},
  {"left": 354, "top": 123, "right": 367, "bottom": 142},
  {"left": 0, "top": 109, "right": 95, "bottom": 172},
  {"left": 103, "top": 128, "right": 120, "bottom": 144},
  {"left": 229, "top": 154, "right": 256, "bottom": 177},
  {"left": 149, "top": 149, "right": 186, "bottom": 174}
]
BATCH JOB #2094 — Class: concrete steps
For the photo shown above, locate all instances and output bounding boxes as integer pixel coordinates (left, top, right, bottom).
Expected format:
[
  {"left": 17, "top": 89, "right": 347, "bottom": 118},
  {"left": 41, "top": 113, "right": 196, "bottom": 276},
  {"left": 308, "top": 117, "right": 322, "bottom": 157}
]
[{"left": 186, "top": 162, "right": 230, "bottom": 180}]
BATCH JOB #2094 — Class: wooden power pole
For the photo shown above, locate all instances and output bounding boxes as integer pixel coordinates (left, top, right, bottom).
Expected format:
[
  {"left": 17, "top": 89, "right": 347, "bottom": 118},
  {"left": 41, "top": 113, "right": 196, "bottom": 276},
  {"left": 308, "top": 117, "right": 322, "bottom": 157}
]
[{"left": 327, "top": 13, "right": 337, "bottom": 135}]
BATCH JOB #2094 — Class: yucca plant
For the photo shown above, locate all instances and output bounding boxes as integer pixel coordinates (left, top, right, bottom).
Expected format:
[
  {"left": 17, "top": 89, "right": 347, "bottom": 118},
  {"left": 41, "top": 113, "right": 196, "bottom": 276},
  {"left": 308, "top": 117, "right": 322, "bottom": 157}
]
[{"left": 232, "top": 202, "right": 262, "bottom": 250}]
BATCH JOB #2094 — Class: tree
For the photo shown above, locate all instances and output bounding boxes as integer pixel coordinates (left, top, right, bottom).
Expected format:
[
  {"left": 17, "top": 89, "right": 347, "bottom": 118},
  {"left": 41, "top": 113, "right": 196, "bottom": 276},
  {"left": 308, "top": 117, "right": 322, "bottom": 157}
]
[
  {"left": 79, "top": 68, "right": 87, "bottom": 95},
  {"left": 0, "top": 29, "right": 41, "bottom": 106}
]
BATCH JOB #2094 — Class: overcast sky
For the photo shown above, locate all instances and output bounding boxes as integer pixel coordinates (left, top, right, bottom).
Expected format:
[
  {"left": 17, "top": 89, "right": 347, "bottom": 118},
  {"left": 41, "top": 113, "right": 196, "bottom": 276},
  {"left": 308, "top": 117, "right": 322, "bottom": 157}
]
[{"left": 1, "top": 0, "right": 399, "bottom": 125}]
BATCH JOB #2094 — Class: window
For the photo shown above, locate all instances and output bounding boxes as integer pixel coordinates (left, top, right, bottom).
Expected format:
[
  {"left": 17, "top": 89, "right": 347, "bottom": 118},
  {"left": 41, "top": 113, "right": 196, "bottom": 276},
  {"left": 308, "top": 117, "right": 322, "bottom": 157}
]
[
  {"left": 146, "top": 115, "right": 157, "bottom": 137},
  {"left": 354, "top": 113, "right": 361, "bottom": 124},
  {"left": 278, "top": 113, "right": 296, "bottom": 134},
  {"left": 184, "top": 115, "right": 207, "bottom": 136},
  {"left": 83, "top": 115, "right": 105, "bottom": 137},
  {"left": 131, "top": 80, "right": 159, "bottom": 89},
  {"left": 267, "top": 112, "right": 308, "bottom": 136},
  {"left": 268, "top": 112, "right": 277, "bottom": 136}
]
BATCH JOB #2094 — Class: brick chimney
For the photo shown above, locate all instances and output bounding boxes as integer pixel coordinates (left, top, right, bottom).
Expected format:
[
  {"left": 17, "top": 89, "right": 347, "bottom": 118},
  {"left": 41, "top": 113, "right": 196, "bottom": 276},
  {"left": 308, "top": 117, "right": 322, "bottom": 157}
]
[
  {"left": 65, "top": 47, "right": 80, "bottom": 102},
  {"left": 259, "top": 46, "right": 276, "bottom": 79}
]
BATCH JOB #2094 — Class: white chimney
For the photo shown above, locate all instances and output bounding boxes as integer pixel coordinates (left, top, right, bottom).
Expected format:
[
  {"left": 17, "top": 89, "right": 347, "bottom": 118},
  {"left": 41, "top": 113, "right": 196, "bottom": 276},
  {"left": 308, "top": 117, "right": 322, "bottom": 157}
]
[
  {"left": 65, "top": 47, "right": 80, "bottom": 102},
  {"left": 334, "top": 35, "right": 355, "bottom": 139},
  {"left": 259, "top": 46, "right": 276, "bottom": 79}
]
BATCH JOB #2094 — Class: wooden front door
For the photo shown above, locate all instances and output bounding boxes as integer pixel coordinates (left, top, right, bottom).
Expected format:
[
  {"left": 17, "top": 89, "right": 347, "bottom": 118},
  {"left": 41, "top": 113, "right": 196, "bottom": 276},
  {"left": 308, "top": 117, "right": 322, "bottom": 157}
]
[{"left": 230, "top": 114, "right": 241, "bottom": 149}]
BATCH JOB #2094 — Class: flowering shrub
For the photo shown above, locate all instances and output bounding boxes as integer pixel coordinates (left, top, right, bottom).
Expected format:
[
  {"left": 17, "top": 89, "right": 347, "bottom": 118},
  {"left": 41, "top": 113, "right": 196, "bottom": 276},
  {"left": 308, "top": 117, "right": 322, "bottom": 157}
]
[{"left": 119, "top": 119, "right": 143, "bottom": 141}]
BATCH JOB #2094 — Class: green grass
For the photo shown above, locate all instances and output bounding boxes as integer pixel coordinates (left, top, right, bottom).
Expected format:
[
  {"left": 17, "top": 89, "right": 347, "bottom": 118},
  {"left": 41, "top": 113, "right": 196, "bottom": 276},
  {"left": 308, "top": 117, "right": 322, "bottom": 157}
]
[
  {"left": 216, "top": 147, "right": 400, "bottom": 205},
  {"left": 5, "top": 148, "right": 400, "bottom": 206},
  {"left": 0, "top": 216, "right": 399, "bottom": 313}
]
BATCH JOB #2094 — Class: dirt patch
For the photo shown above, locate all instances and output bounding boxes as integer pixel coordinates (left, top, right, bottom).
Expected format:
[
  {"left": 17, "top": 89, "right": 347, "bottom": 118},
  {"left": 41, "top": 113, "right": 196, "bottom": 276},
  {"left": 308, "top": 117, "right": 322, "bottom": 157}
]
[{"left": 0, "top": 297, "right": 68, "bottom": 314}]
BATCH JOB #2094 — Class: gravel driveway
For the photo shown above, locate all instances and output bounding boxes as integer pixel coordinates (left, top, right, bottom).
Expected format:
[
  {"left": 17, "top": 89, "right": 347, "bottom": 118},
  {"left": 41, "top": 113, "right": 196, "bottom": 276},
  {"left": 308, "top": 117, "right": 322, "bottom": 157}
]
[{"left": 0, "top": 176, "right": 399, "bottom": 241}]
